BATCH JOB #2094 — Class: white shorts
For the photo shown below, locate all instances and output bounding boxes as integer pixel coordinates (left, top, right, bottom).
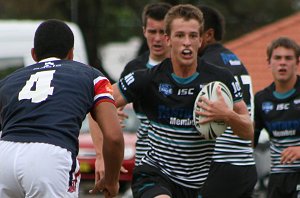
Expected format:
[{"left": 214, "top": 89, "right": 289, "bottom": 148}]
[{"left": 0, "top": 141, "right": 81, "bottom": 198}]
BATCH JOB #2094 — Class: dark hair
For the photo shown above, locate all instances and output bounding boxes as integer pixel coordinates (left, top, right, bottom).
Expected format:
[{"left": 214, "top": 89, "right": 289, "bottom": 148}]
[
  {"left": 267, "top": 37, "right": 300, "bottom": 63},
  {"left": 34, "top": 19, "right": 74, "bottom": 61},
  {"left": 142, "top": 2, "right": 172, "bottom": 27},
  {"left": 164, "top": 4, "right": 204, "bottom": 36},
  {"left": 196, "top": 5, "right": 225, "bottom": 41}
]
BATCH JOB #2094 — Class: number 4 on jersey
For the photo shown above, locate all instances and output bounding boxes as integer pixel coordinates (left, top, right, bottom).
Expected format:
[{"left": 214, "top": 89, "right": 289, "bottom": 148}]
[{"left": 18, "top": 70, "right": 55, "bottom": 103}]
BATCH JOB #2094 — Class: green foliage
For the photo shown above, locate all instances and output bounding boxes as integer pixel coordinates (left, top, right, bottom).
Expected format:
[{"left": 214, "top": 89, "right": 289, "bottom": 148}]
[
  {"left": 98, "top": 5, "right": 141, "bottom": 43},
  {"left": 0, "top": 0, "right": 298, "bottom": 43},
  {"left": 0, "top": 0, "right": 298, "bottom": 71}
]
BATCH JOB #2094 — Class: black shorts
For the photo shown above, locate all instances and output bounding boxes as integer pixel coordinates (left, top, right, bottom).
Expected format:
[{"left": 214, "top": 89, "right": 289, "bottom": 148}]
[
  {"left": 131, "top": 164, "right": 200, "bottom": 198},
  {"left": 268, "top": 172, "right": 300, "bottom": 198},
  {"left": 201, "top": 162, "right": 257, "bottom": 198}
]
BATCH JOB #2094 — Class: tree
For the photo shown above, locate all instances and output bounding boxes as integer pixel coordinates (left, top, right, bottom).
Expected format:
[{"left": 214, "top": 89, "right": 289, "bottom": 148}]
[{"left": 0, "top": 0, "right": 298, "bottom": 79}]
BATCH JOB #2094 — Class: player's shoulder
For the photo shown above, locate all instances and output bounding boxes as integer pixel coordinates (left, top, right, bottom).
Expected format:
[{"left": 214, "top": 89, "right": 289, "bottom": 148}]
[
  {"left": 202, "top": 44, "right": 249, "bottom": 74},
  {"left": 132, "top": 58, "right": 171, "bottom": 81},
  {"left": 121, "top": 51, "right": 150, "bottom": 78},
  {"left": 125, "top": 52, "right": 149, "bottom": 69},
  {"left": 198, "top": 57, "right": 231, "bottom": 75},
  {"left": 152, "top": 58, "right": 172, "bottom": 73},
  {"left": 255, "top": 83, "right": 274, "bottom": 99}
]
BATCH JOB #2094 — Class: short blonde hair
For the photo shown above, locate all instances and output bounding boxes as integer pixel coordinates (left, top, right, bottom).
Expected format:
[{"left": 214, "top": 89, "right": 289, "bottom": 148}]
[{"left": 164, "top": 4, "right": 204, "bottom": 36}]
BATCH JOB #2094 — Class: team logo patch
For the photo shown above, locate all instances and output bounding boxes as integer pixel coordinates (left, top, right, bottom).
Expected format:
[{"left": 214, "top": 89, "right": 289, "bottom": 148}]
[
  {"left": 221, "top": 53, "right": 241, "bottom": 66},
  {"left": 159, "top": 83, "right": 172, "bottom": 96},
  {"left": 262, "top": 102, "right": 274, "bottom": 113}
]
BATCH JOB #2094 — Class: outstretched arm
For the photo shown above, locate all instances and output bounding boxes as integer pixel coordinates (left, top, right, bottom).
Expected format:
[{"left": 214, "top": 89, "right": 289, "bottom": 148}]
[{"left": 89, "top": 102, "right": 124, "bottom": 197}]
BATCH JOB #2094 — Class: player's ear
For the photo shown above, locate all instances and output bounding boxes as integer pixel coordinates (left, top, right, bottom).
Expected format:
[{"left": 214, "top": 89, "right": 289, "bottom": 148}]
[
  {"left": 66, "top": 48, "right": 74, "bottom": 60},
  {"left": 31, "top": 48, "right": 38, "bottom": 62},
  {"left": 199, "top": 37, "right": 203, "bottom": 48},
  {"left": 205, "top": 28, "right": 215, "bottom": 43},
  {"left": 165, "top": 34, "right": 171, "bottom": 47}
]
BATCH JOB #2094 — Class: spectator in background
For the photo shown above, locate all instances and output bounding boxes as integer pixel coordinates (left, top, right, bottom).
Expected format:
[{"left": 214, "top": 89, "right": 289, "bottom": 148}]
[
  {"left": 254, "top": 37, "right": 300, "bottom": 198},
  {"left": 0, "top": 19, "right": 124, "bottom": 198},
  {"left": 197, "top": 5, "right": 257, "bottom": 198}
]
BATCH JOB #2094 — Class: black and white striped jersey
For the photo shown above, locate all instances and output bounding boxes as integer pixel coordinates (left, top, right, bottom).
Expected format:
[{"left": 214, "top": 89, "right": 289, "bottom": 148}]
[
  {"left": 118, "top": 58, "right": 242, "bottom": 189},
  {"left": 254, "top": 76, "right": 300, "bottom": 173}
]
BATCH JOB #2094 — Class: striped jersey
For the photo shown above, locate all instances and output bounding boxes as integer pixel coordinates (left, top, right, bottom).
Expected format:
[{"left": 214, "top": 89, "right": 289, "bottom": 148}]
[
  {"left": 199, "top": 43, "right": 255, "bottom": 165},
  {"left": 0, "top": 58, "right": 114, "bottom": 156},
  {"left": 254, "top": 76, "right": 300, "bottom": 173},
  {"left": 118, "top": 58, "right": 242, "bottom": 189}
]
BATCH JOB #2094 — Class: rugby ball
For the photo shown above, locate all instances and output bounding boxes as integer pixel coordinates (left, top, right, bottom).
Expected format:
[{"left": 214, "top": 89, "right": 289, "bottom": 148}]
[{"left": 193, "top": 81, "right": 233, "bottom": 140}]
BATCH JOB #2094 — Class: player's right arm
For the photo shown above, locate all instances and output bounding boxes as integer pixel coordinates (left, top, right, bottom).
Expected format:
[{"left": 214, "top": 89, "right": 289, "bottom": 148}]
[
  {"left": 88, "top": 71, "right": 124, "bottom": 197},
  {"left": 90, "top": 102, "right": 124, "bottom": 197}
]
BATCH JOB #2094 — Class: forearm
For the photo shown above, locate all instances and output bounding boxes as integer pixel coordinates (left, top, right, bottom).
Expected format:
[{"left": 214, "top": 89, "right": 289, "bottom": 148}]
[
  {"left": 226, "top": 111, "right": 254, "bottom": 140},
  {"left": 102, "top": 135, "right": 124, "bottom": 185},
  {"left": 92, "top": 102, "right": 125, "bottom": 186}
]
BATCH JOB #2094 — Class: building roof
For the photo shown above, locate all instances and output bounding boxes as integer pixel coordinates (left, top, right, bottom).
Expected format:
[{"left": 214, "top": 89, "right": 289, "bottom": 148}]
[{"left": 225, "top": 12, "right": 300, "bottom": 93}]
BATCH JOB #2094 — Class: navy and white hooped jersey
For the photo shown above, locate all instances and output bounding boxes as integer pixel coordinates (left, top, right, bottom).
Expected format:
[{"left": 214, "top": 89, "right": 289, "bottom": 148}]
[
  {"left": 200, "top": 43, "right": 255, "bottom": 166},
  {"left": 120, "top": 51, "right": 152, "bottom": 166},
  {"left": 118, "top": 58, "right": 243, "bottom": 189},
  {"left": 0, "top": 58, "right": 114, "bottom": 156},
  {"left": 254, "top": 76, "right": 300, "bottom": 173}
]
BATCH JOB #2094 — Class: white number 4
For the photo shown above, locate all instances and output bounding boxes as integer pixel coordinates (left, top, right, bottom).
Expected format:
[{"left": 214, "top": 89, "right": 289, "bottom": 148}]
[{"left": 18, "top": 70, "right": 55, "bottom": 103}]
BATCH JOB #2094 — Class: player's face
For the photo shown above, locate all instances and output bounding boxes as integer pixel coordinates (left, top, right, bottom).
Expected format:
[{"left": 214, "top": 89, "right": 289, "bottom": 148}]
[
  {"left": 269, "top": 46, "right": 299, "bottom": 84},
  {"left": 143, "top": 18, "right": 169, "bottom": 61},
  {"left": 166, "top": 18, "right": 202, "bottom": 69}
]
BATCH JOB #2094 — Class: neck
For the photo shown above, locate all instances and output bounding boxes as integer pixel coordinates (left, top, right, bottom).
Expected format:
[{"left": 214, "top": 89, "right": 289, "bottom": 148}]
[
  {"left": 172, "top": 63, "right": 197, "bottom": 78},
  {"left": 275, "top": 76, "right": 297, "bottom": 93},
  {"left": 150, "top": 53, "right": 169, "bottom": 63}
]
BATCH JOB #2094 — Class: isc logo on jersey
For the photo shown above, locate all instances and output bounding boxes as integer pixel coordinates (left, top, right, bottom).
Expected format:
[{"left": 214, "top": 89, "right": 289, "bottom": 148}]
[
  {"left": 276, "top": 103, "right": 289, "bottom": 111},
  {"left": 177, "top": 88, "right": 194, "bottom": 96}
]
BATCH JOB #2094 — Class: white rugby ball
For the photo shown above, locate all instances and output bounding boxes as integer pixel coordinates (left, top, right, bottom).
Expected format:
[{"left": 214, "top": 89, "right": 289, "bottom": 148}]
[{"left": 193, "top": 81, "right": 233, "bottom": 140}]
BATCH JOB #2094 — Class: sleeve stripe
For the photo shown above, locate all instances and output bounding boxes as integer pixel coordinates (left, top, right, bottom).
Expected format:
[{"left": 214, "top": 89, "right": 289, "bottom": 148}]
[
  {"left": 94, "top": 93, "right": 114, "bottom": 101},
  {"left": 93, "top": 75, "right": 115, "bottom": 107},
  {"left": 94, "top": 76, "right": 107, "bottom": 84}
]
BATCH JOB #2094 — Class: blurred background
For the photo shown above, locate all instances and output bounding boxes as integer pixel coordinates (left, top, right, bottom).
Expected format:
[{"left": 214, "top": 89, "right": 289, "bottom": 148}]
[
  {"left": 1, "top": 0, "right": 299, "bottom": 82},
  {"left": 1, "top": 1, "right": 299, "bottom": 197}
]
